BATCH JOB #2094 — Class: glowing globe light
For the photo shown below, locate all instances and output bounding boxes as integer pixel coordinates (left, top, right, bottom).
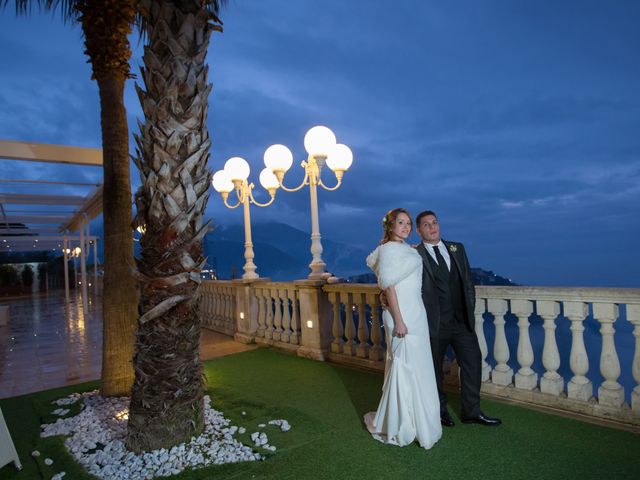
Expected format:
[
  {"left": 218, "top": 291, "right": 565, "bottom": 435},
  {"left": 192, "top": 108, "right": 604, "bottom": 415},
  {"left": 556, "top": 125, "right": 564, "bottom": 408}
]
[
  {"left": 304, "top": 126, "right": 336, "bottom": 156},
  {"left": 224, "top": 156, "right": 250, "bottom": 182},
  {"left": 211, "top": 169, "right": 234, "bottom": 193},
  {"left": 326, "top": 144, "right": 353, "bottom": 172},
  {"left": 264, "top": 144, "right": 293, "bottom": 173},
  {"left": 259, "top": 168, "right": 280, "bottom": 191}
]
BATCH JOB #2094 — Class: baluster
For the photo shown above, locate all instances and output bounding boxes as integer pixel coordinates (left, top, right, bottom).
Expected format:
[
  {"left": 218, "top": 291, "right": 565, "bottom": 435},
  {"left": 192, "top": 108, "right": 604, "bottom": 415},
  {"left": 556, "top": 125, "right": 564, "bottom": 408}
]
[
  {"left": 537, "top": 300, "right": 562, "bottom": 395},
  {"left": 343, "top": 292, "right": 356, "bottom": 356},
  {"left": 289, "top": 289, "right": 300, "bottom": 345},
  {"left": 488, "top": 299, "right": 513, "bottom": 386},
  {"left": 213, "top": 288, "right": 221, "bottom": 328},
  {"left": 256, "top": 288, "right": 266, "bottom": 338},
  {"left": 512, "top": 299, "right": 537, "bottom": 390},
  {"left": 445, "top": 358, "right": 460, "bottom": 386},
  {"left": 214, "top": 288, "right": 219, "bottom": 328},
  {"left": 207, "top": 286, "right": 213, "bottom": 328},
  {"left": 220, "top": 287, "right": 226, "bottom": 331},
  {"left": 474, "top": 298, "right": 491, "bottom": 382},
  {"left": 201, "top": 285, "right": 209, "bottom": 327},
  {"left": 229, "top": 287, "right": 236, "bottom": 333},
  {"left": 329, "top": 291, "right": 344, "bottom": 353},
  {"left": 565, "top": 301, "right": 592, "bottom": 401},
  {"left": 209, "top": 287, "right": 215, "bottom": 327},
  {"left": 628, "top": 304, "right": 640, "bottom": 412},
  {"left": 356, "top": 293, "right": 370, "bottom": 358},
  {"left": 206, "top": 286, "right": 213, "bottom": 327},
  {"left": 442, "top": 357, "right": 452, "bottom": 380},
  {"left": 221, "top": 287, "right": 228, "bottom": 329},
  {"left": 220, "top": 287, "right": 227, "bottom": 329},
  {"left": 280, "top": 288, "right": 292, "bottom": 343},
  {"left": 224, "top": 287, "right": 231, "bottom": 326},
  {"left": 264, "top": 288, "right": 275, "bottom": 340},
  {"left": 366, "top": 292, "right": 383, "bottom": 361},
  {"left": 272, "top": 287, "right": 283, "bottom": 341},
  {"left": 594, "top": 302, "right": 624, "bottom": 407}
]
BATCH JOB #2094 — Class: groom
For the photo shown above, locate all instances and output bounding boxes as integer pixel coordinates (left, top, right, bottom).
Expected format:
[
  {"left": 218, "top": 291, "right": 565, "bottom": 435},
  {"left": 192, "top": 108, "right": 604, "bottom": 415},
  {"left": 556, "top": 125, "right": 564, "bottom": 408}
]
[{"left": 415, "top": 210, "right": 501, "bottom": 427}]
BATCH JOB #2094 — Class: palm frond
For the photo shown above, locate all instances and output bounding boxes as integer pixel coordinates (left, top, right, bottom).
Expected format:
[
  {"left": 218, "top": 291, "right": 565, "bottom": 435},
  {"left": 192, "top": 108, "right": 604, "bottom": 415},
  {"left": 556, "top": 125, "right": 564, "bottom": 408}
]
[
  {"left": 1, "top": 0, "right": 79, "bottom": 23},
  {"left": 135, "top": 0, "right": 226, "bottom": 41}
]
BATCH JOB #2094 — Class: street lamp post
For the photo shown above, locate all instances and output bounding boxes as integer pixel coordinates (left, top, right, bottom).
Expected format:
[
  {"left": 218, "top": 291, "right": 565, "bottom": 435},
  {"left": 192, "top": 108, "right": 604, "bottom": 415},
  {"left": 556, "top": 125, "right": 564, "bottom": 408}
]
[
  {"left": 72, "top": 246, "right": 81, "bottom": 289},
  {"left": 211, "top": 157, "right": 280, "bottom": 280},
  {"left": 264, "top": 126, "right": 353, "bottom": 280}
]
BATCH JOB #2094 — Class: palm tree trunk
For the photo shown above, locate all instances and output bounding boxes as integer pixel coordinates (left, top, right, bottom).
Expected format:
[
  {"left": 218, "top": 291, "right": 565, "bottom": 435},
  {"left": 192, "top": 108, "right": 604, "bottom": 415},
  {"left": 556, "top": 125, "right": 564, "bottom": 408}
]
[
  {"left": 76, "top": 0, "right": 139, "bottom": 396},
  {"left": 7, "top": 0, "right": 139, "bottom": 395},
  {"left": 98, "top": 73, "right": 138, "bottom": 396},
  {"left": 127, "top": 0, "right": 220, "bottom": 451}
]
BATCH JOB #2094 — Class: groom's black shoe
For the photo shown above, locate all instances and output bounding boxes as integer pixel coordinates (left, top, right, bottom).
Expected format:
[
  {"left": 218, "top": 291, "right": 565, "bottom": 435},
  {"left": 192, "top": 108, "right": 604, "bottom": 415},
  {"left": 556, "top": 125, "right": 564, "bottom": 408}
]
[
  {"left": 461, "top": 412, "right": 502, "bottom": 426},
  {"left": 440, "top": 411, "right": 455, "bottom": 427}
]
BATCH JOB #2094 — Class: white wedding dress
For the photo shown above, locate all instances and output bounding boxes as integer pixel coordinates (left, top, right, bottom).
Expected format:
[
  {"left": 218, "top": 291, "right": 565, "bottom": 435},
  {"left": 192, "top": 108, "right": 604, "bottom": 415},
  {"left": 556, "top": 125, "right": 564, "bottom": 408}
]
[{"left": 364, "top": 241, "right": 442, "bottom": 449}]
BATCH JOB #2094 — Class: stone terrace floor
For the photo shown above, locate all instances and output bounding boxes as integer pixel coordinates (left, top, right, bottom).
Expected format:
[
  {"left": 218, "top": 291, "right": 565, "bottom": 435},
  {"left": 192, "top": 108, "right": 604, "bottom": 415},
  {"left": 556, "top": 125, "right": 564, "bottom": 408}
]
[{"left": 0, "top": 290, "right": 256, "bottom": 399}]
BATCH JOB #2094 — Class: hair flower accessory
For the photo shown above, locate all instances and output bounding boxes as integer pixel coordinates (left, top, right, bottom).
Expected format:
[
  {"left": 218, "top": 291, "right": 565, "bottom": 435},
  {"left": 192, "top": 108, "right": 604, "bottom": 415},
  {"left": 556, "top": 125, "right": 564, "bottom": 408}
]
[
  {"left": 381, "top": 215, "right": 387, "bottom": 225},
  {"left": 449, "top": 244, "right": 457, "bottom": 253}
]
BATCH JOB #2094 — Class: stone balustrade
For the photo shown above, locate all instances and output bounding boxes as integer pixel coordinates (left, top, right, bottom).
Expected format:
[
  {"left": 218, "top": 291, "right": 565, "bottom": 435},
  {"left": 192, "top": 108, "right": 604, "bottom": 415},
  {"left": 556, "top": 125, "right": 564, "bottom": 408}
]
[
  {"left": 200, "top": 280, "right": 640, "bottom": 428},
  {"left": 323, "top": 283, "right": 384, "bottom": 369},
  {"left": 252, "top": 282, "right": 301, "bottom": 353},
  {"left": 200, "top": 281, "right": 236, "bottom": 336},
  {"left": 476, "top": 286, "right": 640, "bottom": 426}
]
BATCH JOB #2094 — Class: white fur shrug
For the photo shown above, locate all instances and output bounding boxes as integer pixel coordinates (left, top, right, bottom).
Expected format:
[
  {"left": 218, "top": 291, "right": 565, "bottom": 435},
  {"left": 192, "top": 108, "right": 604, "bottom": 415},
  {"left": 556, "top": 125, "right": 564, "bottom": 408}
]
[{"left": 366, "top": 241, "right": 421, "bottom": 290}]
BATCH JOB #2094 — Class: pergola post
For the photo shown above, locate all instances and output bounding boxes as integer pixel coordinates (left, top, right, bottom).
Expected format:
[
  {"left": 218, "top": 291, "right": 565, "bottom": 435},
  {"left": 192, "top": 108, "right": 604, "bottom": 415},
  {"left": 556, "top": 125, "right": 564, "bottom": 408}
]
[
  {"left": 93, "top": 237, "right": 98, "bottom": 294},
  {"left": 73, "top": 252, "right": 78, "bottom": 291},
  {"left": 80, "top": 219, "right": 89, "bottom": 312},
  {"left": 63, "top": 236, "right": 70, "bottom": 303}
]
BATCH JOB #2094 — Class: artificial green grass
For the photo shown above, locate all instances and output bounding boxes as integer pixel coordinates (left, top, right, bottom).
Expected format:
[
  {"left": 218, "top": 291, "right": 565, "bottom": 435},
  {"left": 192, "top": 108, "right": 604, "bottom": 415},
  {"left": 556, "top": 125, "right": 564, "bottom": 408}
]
[{"left": 1, "top": 347, "right": 638, "bottom": 479}]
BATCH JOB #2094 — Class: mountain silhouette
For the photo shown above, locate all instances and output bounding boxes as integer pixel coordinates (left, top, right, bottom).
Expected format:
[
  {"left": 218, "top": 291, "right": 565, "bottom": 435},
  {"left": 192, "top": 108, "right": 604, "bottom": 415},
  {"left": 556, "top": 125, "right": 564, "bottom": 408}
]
[
  {"left": 62, "top": 220, "right": 517, "bottom": 285},
  {"left": 204, "top": 221, "right": 370, "bottom": 280}
]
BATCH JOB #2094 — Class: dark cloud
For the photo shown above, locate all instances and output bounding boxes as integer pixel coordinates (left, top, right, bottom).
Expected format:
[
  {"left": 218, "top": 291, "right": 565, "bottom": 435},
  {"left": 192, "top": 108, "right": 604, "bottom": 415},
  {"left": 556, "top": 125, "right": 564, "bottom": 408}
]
[{"left": 1, "top": 1, "right": 638, "bottom": 286}]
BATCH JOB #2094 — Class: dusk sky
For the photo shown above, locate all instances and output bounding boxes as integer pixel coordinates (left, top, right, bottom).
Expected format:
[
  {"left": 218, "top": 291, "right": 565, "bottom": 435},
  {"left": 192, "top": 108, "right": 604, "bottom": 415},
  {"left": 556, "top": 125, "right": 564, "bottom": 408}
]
[{"left": 1, "top": 0, "right": 639, "bottom": 287}]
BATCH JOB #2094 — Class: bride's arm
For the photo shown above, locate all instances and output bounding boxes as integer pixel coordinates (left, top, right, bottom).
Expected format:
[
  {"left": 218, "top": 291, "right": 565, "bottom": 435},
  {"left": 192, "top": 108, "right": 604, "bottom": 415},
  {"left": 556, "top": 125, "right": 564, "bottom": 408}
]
[{"left": 384, "top": 285, "right": 408, "bottom": 337}]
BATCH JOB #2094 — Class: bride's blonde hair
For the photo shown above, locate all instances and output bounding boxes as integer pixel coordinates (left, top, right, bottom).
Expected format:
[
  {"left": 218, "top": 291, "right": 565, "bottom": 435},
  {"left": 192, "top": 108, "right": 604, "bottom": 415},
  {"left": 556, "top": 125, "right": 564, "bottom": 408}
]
[{"left": 381, "top": 208, "right": 412, "bottom": 244}]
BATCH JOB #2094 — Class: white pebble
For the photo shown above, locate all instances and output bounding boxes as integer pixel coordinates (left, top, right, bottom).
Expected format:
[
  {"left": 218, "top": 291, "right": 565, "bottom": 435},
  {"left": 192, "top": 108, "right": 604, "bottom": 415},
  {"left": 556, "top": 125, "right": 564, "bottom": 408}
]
[
  {"left": 268, "top": 419, "right": 291, "bottom": 432},
  {"left": 31, "top": 450, "right": 40, "bottom": 457},
  {"left": 39, "top": 391, "right": 264, "bottom": 479},
  {"left": 44, "top": 458, "right": 53, "bottom": 466}
]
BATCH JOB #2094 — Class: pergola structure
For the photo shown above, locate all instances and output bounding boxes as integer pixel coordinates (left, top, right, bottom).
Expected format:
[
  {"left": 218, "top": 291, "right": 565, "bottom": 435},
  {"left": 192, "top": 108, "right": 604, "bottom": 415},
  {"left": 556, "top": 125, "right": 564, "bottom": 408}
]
[{"left": 0, "top": 140, "right": 104, "bottom": 311}]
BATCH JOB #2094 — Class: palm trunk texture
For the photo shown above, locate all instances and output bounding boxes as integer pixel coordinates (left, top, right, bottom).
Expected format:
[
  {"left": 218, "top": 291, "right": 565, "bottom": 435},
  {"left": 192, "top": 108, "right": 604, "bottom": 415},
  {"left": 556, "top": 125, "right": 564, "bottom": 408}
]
[
  {"left": 127, "top": 0, "right": 219, "bottom": 451},
  {"left": 77, "top": 0, "right": 139, "bottom": 397}
]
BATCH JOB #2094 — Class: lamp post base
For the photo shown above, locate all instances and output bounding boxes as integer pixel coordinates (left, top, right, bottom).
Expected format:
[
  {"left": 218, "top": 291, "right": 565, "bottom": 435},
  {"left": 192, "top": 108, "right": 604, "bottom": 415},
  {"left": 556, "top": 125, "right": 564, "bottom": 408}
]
[{"left": 308, "top": 271, "right": 331, "bottom": 281}]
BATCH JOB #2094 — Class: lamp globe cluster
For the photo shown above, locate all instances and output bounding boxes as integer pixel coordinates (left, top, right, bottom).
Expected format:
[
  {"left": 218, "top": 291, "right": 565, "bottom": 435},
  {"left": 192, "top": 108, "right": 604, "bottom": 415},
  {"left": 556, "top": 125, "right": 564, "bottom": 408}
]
[
  {"left": 263, "top": 125, "right": 353, "bottom": 183},
  {"left": 210, "top": 124, "right": 353, "bottom": 280}
]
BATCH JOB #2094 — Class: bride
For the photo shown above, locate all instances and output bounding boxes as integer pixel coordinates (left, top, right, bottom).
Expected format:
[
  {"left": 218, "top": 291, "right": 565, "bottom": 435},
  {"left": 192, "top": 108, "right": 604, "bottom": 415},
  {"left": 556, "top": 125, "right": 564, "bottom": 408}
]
[{"left": 364, "top": 208, "right": 442, "bottom": 449}]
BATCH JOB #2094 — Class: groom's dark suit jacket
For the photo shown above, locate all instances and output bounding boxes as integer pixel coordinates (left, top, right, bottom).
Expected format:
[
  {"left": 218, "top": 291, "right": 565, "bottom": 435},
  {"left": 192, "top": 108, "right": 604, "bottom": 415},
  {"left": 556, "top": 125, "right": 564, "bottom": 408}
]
[{"left": 416, "top": 241, "right": 476, "bottom": 339}]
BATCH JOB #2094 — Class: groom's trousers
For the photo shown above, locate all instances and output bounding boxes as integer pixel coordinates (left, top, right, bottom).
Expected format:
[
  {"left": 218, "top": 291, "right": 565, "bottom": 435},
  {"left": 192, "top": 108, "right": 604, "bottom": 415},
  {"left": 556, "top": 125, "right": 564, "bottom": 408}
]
[{"left": 430, "top": 321, "right": 482, "bottom": 418}]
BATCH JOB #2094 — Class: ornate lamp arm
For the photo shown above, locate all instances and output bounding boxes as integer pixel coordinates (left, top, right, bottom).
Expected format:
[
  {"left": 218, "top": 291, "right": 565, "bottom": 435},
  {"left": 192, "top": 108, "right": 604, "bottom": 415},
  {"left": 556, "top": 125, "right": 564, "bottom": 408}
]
[
  {"left": 318, "top": 174, "right": 342, "bottom": 191},
  {"left": 277, "top": 161, "right": 310, "bottom": 192},
  {"left": 222, "top": 194, "right": 242, "bottom": 209},
  {"left": 247, "top": 183, "right": 276, "bottom": 207}
]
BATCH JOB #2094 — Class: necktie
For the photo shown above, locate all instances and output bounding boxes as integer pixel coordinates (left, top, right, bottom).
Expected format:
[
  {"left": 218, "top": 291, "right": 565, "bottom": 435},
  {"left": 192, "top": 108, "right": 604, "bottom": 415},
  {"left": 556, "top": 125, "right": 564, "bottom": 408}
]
[{"left": 433, "top": 245, "right": 449, "bottom": 273}]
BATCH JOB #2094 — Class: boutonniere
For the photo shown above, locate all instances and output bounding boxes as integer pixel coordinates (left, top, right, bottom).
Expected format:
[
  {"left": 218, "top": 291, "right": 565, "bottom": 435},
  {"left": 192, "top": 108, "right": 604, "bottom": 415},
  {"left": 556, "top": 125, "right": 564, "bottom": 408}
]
[{"left": 448, "top": 244, "right": 457, "bottom": 253}]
